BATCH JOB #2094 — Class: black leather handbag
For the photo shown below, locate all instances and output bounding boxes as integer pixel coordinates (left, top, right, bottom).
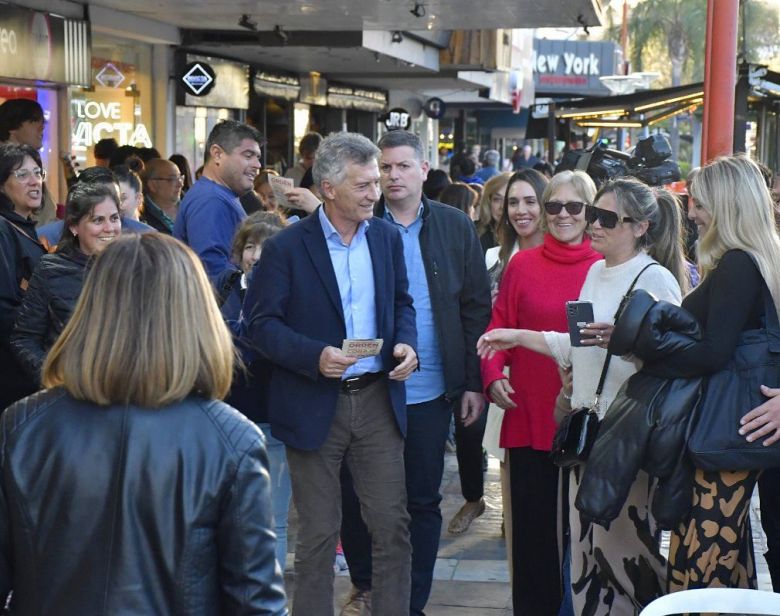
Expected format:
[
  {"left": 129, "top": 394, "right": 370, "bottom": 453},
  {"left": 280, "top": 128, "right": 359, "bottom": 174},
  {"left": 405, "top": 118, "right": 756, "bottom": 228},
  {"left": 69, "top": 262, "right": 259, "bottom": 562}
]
[
  {"left": 550, "top": 361, "right": 609, "bottom": 468},
  {"left": 688, "top": 281, "right": 780, "bottom": 471},
  {"left": 550, "top": 263, "right": 658, "bottom": 468}
]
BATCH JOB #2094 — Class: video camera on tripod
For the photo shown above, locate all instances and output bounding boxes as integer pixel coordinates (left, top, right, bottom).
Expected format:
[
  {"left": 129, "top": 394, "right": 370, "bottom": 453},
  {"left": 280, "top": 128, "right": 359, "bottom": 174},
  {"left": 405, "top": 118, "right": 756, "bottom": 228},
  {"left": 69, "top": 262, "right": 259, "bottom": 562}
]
[{"left": 556, "top": 134, "right": 681, "bottom": 187}]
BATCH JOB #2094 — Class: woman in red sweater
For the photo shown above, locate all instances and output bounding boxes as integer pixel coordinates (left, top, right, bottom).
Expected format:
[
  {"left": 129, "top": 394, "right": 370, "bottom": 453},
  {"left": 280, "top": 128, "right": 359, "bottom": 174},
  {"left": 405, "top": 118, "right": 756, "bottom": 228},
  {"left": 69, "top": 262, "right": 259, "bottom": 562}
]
[{"left": 482, "top": 170, "right": 599, "bottom": 616}]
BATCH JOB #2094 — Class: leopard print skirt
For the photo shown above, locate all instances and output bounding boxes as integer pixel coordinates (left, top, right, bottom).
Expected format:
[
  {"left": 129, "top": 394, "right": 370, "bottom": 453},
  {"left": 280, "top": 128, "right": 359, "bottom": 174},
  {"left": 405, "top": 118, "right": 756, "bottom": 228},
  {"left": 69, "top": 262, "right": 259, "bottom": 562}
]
[{"left": 667, "top": 468, "right": 760, "bottom": 592}]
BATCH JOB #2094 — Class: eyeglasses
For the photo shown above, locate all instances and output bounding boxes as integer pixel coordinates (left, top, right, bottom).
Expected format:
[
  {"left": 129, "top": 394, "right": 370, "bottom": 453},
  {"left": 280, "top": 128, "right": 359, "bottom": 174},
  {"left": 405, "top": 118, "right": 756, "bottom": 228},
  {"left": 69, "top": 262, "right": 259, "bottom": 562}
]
[
  {"left": 543, "top": 200, "right": 587, "bottom": 216},
  {"left": 13, "top": 168, "right": 46, "bottom": 182},
  {"left": 585, "top": 204, "right": 636, "bottom": 229},
  {"left": 151, "top": 175, "right": 184, "bottom": 183}
]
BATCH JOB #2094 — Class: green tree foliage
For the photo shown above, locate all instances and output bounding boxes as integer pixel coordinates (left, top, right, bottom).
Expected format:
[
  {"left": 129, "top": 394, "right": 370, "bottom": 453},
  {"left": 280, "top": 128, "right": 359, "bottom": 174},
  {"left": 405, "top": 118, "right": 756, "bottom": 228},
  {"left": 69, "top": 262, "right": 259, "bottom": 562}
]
[
  {"left": 625, "top": 0, "right": 780, "bottom": 85},
  {"left": 629, "top": 0, "right": 706, "bottom": 88},
  {"left": 740, "top": 0, "right": 780, "bottom": 66}
]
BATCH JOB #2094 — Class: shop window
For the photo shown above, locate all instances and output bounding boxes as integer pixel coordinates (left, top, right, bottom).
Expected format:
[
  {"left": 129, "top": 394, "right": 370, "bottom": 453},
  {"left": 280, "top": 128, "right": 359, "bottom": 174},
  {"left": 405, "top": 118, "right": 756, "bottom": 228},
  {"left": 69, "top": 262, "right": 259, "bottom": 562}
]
[
  {"left": 68, "top": 37, "right": 154, "bottom": 168},
  {"left": 0, "top": 84, "right": 63, "bottom": 201},
  {"left": 174, "top": 106, "right": 235, "bottom": 174}
]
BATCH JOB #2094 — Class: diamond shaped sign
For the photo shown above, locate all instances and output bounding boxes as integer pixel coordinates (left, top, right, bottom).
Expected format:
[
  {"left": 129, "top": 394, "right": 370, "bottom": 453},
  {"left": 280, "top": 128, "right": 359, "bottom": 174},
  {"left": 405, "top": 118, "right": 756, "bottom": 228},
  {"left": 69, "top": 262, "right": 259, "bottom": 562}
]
[
  {"left": 95, "top": 63, "right": 125, "bottom": 88},
  {"left": 182, "top": 62, "right": 216, "bottom": 97}
]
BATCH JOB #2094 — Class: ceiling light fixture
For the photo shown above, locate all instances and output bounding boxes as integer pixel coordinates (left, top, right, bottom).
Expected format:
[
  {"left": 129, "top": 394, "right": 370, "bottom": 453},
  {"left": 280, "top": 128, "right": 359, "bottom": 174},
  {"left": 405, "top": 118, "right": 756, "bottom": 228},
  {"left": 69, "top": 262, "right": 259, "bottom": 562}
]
[
  {"left": 274, "top": 25, "right": 289, "bottom": 43},
  {"left": 238, "top": 14, "right": 257, "bottom": 31},
  {"left": 577, "top": 14, "right": 590, "bottom": 36},
  {"left": 391, "top": 30, "right": 403, "bottom": 43},
  {"left": 410, "top": 3, "right": 426, "bottom": 18}
]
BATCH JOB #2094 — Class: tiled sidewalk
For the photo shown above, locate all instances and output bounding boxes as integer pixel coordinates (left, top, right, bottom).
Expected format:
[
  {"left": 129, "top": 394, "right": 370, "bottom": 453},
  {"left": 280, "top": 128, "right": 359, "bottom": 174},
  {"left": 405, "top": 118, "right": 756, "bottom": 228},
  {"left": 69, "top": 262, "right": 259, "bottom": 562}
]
[
  {"left": 285, "top": 452, "right": 512, "bottom": 614},
  {"left": 286, "top": 453, "right": 774, "bottom": 614}
]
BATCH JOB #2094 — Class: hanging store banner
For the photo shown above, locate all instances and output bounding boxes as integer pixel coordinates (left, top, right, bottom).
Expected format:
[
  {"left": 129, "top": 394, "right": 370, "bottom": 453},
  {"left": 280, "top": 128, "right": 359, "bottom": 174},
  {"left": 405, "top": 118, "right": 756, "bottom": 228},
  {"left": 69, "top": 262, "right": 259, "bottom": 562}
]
[
  {"left": 254, "top": 71, "right": 300, "bottom": 101},
  {"left": 326, "top": 85, "right": 387, "bottom": 112},
  {"left": 533, "top": 39, "right": 618, "bottom": 97},
  {"left": 0, "top": 5, "right": 90, "bottom": 85}
]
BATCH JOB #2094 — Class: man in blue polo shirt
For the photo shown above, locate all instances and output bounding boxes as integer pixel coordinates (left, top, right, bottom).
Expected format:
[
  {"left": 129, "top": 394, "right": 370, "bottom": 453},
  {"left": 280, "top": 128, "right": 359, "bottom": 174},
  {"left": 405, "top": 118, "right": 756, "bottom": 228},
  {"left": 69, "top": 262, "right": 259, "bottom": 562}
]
[{"left": 174, "top": 120, "right": 264, "bottom": 278}]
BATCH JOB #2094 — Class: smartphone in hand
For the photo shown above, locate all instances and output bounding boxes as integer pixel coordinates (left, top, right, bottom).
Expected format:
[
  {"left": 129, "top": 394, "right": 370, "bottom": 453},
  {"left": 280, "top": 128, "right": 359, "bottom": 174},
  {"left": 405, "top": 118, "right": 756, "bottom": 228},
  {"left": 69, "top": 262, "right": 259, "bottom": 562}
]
[{"left": 566, "top": 301, "right": 595, "bottom": 347}]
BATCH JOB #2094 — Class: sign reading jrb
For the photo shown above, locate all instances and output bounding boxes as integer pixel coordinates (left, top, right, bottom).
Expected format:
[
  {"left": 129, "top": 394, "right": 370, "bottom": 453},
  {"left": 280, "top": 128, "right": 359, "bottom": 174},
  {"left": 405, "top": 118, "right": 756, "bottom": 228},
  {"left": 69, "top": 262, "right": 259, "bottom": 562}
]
[
  {"left": 384, "top": 108, "right": 411, "bottom": 131},
  {"left": 70, "top": 94, "right": 152, "bottom": 148}
]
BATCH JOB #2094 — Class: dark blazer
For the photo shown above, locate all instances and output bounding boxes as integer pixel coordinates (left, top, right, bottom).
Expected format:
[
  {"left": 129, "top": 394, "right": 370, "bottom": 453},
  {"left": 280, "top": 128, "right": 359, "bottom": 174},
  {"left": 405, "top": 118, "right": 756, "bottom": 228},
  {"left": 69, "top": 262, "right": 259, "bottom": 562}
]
[{"left": 245, "top": 207, "right": 417, "bottom": 451}]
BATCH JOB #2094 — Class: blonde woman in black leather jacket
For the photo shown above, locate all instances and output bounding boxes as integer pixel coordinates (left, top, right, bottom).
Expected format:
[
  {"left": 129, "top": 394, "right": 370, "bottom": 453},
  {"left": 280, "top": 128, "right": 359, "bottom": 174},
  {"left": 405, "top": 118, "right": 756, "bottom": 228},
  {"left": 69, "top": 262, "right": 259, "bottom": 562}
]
[{"left": 0, "top": 234, "right": 287, "bottom": 615}]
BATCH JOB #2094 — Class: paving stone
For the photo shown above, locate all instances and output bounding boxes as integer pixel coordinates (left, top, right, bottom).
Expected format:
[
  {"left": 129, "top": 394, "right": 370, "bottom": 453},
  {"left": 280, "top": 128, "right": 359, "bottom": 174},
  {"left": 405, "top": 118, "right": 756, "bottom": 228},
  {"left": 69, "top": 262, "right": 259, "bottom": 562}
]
[
  {"left": 427, "top": 580, "right": 512, "bottom": 610},
  {"left": 432, "top": 558, "right": 458, "bottom": 581},
  {"left": 452, "top": 559, "right": 510, "bottom": 583},
  {"left": 285, "top": 449, "right": 776, "bottom": 612}
]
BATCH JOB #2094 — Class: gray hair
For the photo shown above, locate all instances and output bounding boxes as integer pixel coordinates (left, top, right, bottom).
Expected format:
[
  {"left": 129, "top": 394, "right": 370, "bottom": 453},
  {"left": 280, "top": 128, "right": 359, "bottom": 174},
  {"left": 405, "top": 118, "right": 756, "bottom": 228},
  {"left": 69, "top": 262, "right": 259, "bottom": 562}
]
[
  {"left": 204, "top": 120, "right": 265, "bottom": 163},
  {"left": 313, "top": 132, "right": 380, "bottom": 187},
  {"left": 377, "top": 130, "right": 424, "bottom": 161},
  {"left": 483, "top": 150, "right": 500, "bottom": 167}
]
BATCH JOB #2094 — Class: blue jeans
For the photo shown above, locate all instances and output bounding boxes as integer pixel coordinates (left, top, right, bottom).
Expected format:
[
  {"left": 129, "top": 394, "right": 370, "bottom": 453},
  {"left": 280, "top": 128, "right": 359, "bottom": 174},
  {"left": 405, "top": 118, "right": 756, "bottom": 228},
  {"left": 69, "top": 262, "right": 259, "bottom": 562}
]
[
  {"left": 341, "top": 395, "right": 453, "bottom": 615},
  {"left": 558, "top": 540, "right": 575, "bottom": 616},
  {"left": 258, "top": 423, "right": 292, "bottom": 570}
]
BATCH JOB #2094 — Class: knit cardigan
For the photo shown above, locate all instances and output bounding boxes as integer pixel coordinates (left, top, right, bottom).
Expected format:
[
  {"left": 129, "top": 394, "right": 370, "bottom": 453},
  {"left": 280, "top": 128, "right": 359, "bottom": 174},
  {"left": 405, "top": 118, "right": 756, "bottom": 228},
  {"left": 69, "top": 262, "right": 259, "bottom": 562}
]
[{"left": 482, "top": 233, "right": 600, "bottom": 451}]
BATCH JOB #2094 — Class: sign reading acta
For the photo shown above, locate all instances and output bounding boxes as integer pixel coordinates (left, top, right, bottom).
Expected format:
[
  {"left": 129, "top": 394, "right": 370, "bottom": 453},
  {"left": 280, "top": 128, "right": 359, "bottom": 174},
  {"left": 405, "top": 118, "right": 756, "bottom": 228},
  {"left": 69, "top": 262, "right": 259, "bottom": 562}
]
[{"left": 70, "top": 99, "right": 152, "bottom": 148}]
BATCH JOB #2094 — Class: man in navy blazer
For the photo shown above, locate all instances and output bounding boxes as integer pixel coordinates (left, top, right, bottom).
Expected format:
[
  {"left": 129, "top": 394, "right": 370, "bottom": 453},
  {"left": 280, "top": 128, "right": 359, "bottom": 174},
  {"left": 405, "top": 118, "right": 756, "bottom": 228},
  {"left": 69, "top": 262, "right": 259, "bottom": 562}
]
[{"left": 245, "top": 132, "right": 418, "bottom": 616}]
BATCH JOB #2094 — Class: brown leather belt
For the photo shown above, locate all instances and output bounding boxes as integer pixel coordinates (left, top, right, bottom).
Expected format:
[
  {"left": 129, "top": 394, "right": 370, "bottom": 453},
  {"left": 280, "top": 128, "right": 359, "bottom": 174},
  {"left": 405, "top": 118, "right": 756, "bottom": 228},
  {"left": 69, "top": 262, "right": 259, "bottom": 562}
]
[{"left": 341, "top": 372, "right": 384, "bottom": 394}]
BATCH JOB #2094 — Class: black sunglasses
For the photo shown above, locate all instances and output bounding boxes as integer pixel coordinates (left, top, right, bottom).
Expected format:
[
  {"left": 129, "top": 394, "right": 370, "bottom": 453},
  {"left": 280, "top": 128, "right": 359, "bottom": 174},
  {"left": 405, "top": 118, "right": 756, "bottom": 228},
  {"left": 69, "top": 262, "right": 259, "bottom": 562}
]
[
  {"left": 585, "top": 204, "right": 636, "bottom": 229},
  {"left": 543, "top": 200, "right": 587, "bottom": 216}
]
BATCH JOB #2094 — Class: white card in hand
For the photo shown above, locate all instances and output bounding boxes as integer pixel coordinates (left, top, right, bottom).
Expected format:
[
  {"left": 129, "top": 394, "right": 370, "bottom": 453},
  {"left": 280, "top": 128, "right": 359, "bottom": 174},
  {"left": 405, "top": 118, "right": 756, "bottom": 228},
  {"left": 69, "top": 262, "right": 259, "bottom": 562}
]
[
  {"left": 342, "top": 338, "right": 384, "bottom": 358},
  {"left": 269, "top": 175, "right": 294, "bottom": 208}
]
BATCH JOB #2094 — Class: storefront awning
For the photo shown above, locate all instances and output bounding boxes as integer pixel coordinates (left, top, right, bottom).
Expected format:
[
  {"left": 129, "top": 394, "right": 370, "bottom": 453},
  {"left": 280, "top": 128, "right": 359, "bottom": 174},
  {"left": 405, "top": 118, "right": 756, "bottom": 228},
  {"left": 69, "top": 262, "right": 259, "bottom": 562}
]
[{"left": 553, "top": 82, "right": 704, "bottom": 129}]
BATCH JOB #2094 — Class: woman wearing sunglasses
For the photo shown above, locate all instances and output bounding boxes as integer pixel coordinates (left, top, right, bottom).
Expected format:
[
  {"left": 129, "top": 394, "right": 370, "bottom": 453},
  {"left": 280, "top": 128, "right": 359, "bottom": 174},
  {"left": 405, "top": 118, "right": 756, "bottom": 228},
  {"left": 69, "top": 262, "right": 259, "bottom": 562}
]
[
  {"left": 480, "top": 169, "right": 600, "bottom": 615},
  {"left": 478, "top": 177, "right": 689, "bottom": 615}
]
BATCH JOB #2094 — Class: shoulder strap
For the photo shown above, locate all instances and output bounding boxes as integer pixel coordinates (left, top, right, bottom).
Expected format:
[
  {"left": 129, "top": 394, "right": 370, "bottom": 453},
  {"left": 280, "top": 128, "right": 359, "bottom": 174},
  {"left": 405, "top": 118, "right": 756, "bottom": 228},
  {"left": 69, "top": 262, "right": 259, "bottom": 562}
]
[{"left": 3, "top": 217, "right": 51, "bottom": 253}]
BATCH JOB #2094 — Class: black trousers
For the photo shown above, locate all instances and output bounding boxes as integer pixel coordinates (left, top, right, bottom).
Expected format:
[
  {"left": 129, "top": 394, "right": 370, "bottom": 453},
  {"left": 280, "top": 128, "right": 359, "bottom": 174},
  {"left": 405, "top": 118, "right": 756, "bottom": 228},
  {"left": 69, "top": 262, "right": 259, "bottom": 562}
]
[
  {"left": 508, "top": 446, "right": 561, "bottom": 616},
  {"left": 454, "top": 402, "right": 488, "bottom": 502},
  {"left": 759, "top": 467, "right": 780, "bottom": 592}
]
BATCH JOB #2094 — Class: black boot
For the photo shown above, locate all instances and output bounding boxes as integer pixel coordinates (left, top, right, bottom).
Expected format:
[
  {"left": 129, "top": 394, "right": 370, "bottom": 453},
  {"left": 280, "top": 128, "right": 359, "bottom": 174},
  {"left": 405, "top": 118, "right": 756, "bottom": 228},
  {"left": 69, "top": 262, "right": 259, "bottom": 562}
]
[{"left": 764, "top": 549, "right": 780, "bottom": 593}]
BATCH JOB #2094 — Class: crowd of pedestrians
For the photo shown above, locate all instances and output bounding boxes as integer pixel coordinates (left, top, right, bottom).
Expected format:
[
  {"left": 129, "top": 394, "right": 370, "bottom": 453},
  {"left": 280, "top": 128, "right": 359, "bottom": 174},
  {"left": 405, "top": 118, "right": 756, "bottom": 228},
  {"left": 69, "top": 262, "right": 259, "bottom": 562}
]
[{"left": 1, "top": 100, "right": 780, "bottom": 616}]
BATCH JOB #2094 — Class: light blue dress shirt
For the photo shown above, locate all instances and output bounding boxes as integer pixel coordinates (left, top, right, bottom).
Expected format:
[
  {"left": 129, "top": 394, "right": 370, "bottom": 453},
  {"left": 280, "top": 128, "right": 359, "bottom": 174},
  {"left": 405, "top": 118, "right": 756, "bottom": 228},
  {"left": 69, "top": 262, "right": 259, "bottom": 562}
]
[
  {"left": 384, "top": 204, "right": 446, "bottom": 404},
  {"left": 318, "top": 206, "right": 382, "bottom": 378}
]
